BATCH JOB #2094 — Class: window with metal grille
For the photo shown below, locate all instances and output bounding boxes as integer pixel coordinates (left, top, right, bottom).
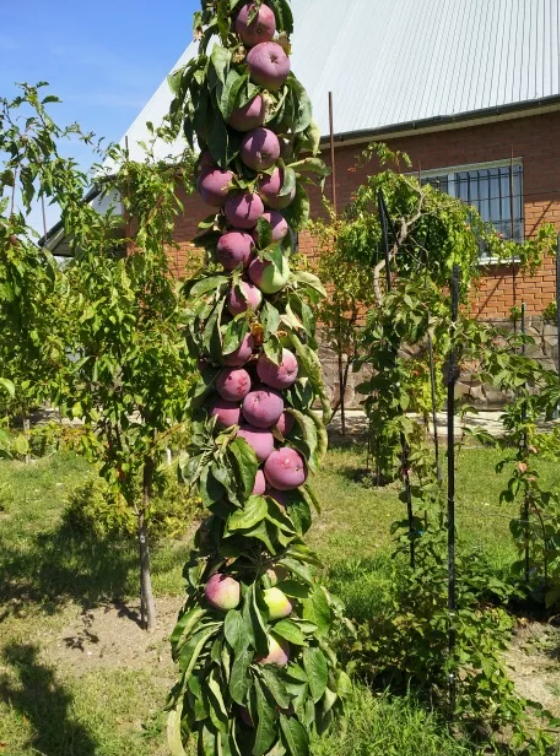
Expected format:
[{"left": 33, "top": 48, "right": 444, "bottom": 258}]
[{"left": 421, "top": 160, "right": 524, "bottom": 249}]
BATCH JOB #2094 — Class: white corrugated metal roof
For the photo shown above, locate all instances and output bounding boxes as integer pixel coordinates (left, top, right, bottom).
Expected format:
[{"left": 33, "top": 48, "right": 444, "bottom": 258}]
[{"left": 120, "top": 0, "right": 560, "bottom": 161}]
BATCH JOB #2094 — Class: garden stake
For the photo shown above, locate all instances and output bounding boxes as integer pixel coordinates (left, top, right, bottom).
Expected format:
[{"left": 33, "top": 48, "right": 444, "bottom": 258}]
[
  {"left": 447, "top": 264, "right": 460, "bottom": 713},
  {"left": 521, "top": 302, "right": 530, "bottom": 583},
  {"left": 378, "top": 189, "right": 415, "bottom": 568},
  {"left": 510, "top": 150, "right": 518, "bottom": 337},
  {"left": 428, "top": 333, "right": 442, "bottom": 483},
  {"left": 556, "top": 232, "right": 560, "bottom": 376},
  {"left": 165, "top": 4, "right": 351, "bottom": 752}
]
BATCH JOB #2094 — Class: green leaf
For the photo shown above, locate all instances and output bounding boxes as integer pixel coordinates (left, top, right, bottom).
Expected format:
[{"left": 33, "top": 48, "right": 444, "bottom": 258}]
[
  {"left": 272, "top": 0, "right": 294, "bottom": 34},
  {"left": 286, "top": 409, "right": 318, "bottom": 473},
  {"left": 282, "top": 183, "right": 310, "bottom": 233},
  {"left": 279, "top": 715, "right": 309, "bottom": 756},
  {"left": 291, "top": 271, "right": 327, "bottom": 299},
  {"left": 189, "top": 275, "right": 229, "bottom": 298},
  {"left": 259, "top": 667, "right": 291, "bottom": 709},
  {"left": 178, "top": 625, "right": 219, "bottom": 680},
  {"left": 255, "top": 217, "right": 273, "bottom": 249},
  {"left": 228, "top": 496, "right": 268, "bottom": 532},
  {"left": 223, "top": 316, "right": 250, "bottom": 356},
  {"left": 261, "top": 300, "right": 281, "bottom": 341},
  {"left": 302, "top": 647, "right": 328, "bottom": 703},
  {"left": 220, "top": 70, "right": 247, "bottom": 121},
  {"left": 287, "top": 333, "right": 330, "bottom": 422},
  {"left": 0, "top": 378, "right": 15, "bottom": 398},
  {"left": 278, "top": 167, "right": 297, "bottom": 199},
  {"left": 171, "top": 607, "right": 207, "bottom": 656},
  {"left": 211, "top": 44, "right": 232, "bottom": 85},
  {"left": 229, "top": 644, "right": 254, "bottom": 705},
  {"left": 264, "top": 334, "right": 283, "bottom": 366},
  {"left": 167, "top": 704, "right": 187, "bottom": 756},
  {"left": 229, "top": 437, "right": 259, "bottom": 497},
  {"left": 253, "top": 678, "right": 277, "bottom": 756},
  {"left": 302, "top": 586, "right": 331, "bottom": 638},
  {"left": 289, "top": 158, "right": 330, "bottom": 178},
  {"left": 224, "top": 610, "right": 244, "bottom": 653},
  {"left": 272, "top": 620, "right": 306, "bottom": 646}
]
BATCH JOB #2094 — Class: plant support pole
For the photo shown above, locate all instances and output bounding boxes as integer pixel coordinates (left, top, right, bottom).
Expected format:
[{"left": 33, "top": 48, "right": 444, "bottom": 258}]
[
  {"left": 521, "top": 303, "right": 530, "bottom": 583},
  {"left": 556, "top": 233, "right": 560, "bottom": 377},
  {"left": 447, "top": 264, "right": 460, "bottom": 713},
  {"left": 378, "top": 189, "right": 415, "bottom": 569},
  {"left": 329, "top": 92, "right": 346, "bottom": 435},
  {"left": 428, "top": 333, "right": 442, "bottom": 483}
]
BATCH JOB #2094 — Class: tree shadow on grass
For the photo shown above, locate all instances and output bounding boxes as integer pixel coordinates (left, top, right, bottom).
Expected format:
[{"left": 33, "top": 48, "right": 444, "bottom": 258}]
[
  {"left": 0, "top": 643, "right": 98, "bottom": 756},
  {"left": 0, "top": 520, "right": 139, "bottom": 621}
]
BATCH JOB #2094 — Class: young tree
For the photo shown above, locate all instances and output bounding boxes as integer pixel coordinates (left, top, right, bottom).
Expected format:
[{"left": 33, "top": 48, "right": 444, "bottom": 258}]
[
  {"left": 165, "top": 3, "right": 351, "bottom": 754},
  {"left": 0, "top": 89, "right": 68, "bottom": 459},
  {"left": 1, "top": 84, "right": 197, "bottom": 630}
]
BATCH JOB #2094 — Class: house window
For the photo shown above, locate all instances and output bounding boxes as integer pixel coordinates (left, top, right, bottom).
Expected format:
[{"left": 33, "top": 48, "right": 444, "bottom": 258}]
[{"left": 421, "top": 160, "right": 524, "bottom": 244}]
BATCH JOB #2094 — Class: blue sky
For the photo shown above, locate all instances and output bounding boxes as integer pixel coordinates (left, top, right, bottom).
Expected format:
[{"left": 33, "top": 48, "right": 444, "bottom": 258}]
[{"left": 0, "top": 0, "right": 199, "bottom": 230}]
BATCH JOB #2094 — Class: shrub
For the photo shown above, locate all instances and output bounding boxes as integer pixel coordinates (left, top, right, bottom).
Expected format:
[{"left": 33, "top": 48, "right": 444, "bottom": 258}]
[{"left": 64, "top": 466, "right": 201, "bottom": 542}]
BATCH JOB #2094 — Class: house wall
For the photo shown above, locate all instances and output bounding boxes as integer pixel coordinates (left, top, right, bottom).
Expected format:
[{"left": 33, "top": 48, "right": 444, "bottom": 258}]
[{"left": 171, "top": 110, "right": 560, "bottom": 407}]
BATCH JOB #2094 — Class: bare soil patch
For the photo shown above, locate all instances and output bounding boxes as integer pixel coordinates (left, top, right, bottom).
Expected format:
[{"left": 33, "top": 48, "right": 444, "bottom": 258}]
[
  {"left": 505, "top": 620, "right": 560, "bottom": 717},
  {"left": 46, "top": 596, "right": 184, "bottom": 674}
]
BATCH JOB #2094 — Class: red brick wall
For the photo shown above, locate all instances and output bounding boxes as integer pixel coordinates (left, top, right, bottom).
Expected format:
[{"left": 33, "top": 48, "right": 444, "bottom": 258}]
[{"left": 172, "top": 110, "right": 560, "bottom": 320}]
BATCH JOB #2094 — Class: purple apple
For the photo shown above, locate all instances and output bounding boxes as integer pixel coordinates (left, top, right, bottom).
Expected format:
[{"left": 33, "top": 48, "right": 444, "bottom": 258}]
[
  {"left": 225, "top": 192, "right": 265, "bottom": 229},
  {"left": 241, "top": 128, "right": 281, "bottom": 171},
  {"left": 263, "top": 587, "right": 293, "bottom": 620},
  {"left": 247, "top": 42, "right": 291, "bottom": 91},
  {"left": 259, "top": 167, "right": 296, "bottom": 210},
  {"left": 229, "top": 95, "right": 266, "bottom": 132},
  {"left": 216, "top": 368, "right": 252, "bottom": 402},
  {"left": 253, "top": 469, "right": 266, "bottom": 496},
  {"left": 264, "top": 448, "right": 308, "bottom": 491},
  {"left": 275, "top": 411, "right": 295, "bottom": 436},
  {"left": 237, "top": 424, "right": 275, "bottom": 462},
  {"left": 210, "top": 398, "right": 242, "bottom": 429},
  {"left": 216, "top": 231, "right": 255, "bottom": 271},
  {"left": 257, "top": 349, "right": 298, "bottom": 389},
  {"left": 235, "top": 2, "right": 276, "bottom": 47},
  {"left": 205, "top": 573, "right": 241, "bottom": 611},
  {"left": 224, "top": 332, "right": 255, "bottom": 368},
  {"left": 248, "top": 254, "right": 290, "bottom": 294},
  {"left": 253, "top": 211, "right": 289, "bottom": 244},
  {"left": 197, "top": 169, "right": 234, "bottom": 207},
  {"left": 227, "top": 280, "right": 263, "bottom": 316},
  {"left": 257, "top": 634, "right": 290, "bottom": 666},
  {"left": 242, "top": 388, "right": 284, "bottom": 429}
]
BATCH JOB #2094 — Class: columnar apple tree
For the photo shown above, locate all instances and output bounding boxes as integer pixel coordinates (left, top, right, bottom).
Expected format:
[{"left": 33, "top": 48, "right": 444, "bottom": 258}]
[{"left": 166, "top": 2, "right": 351, "bottom": 754}]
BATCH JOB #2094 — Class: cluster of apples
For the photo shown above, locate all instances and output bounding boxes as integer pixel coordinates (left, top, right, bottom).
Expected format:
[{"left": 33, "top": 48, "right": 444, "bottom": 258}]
[{"left": 194, "top": 4, "right": 312, "bottom": 667}]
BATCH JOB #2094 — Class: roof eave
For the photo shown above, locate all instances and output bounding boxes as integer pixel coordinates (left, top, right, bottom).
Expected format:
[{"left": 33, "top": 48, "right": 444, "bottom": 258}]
[{"left": 321, "top": 95, "right": 560, "bottom": 147}]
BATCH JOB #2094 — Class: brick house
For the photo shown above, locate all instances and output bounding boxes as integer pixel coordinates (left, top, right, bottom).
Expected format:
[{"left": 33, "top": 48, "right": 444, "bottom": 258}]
[{"left": 44, "top": 0, "right": 560, "bottom": 402}]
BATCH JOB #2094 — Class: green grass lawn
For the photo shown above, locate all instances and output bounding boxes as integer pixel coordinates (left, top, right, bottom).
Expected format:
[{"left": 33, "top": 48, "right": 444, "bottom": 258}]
[{"left": 0, "top": 444, "right": 557, "bottom": 755}]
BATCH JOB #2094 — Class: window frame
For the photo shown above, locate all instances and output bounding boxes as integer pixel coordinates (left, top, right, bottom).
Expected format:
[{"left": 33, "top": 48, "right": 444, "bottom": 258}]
[{"left": 415, "top": 158, "right": 524, "bottom": 264}]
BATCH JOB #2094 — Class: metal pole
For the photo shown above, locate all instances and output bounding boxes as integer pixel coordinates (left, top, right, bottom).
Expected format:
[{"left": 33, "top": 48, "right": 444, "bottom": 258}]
[
  {"left": 378, "top": 190, "right": 415, "bottom": 568},
  {"left": 428, "top": 334, "right": 443, "bottom": 483},
  {"left": 556, "top": 233, "right": 560, "bottom": 376},
  {"left": 521, "top": 302, "right": 530, "bottom": 584},
  {"left": 329, "top": 93, "right": 346, "bottom": 435},
  {"left": 447, "top": 264, "right": 460, "bottom": 713},
  {"left": 510, "top": 150, "right": 517, "bottom": 337},
  {"left": 328, "top": 92, "right": 338, "bottom": 217}
]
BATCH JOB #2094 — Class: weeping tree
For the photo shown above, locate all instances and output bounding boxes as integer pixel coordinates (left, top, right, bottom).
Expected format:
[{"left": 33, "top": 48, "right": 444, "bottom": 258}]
[{"left": 166, "top": 2, "right": 351, "bottom": 754}]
